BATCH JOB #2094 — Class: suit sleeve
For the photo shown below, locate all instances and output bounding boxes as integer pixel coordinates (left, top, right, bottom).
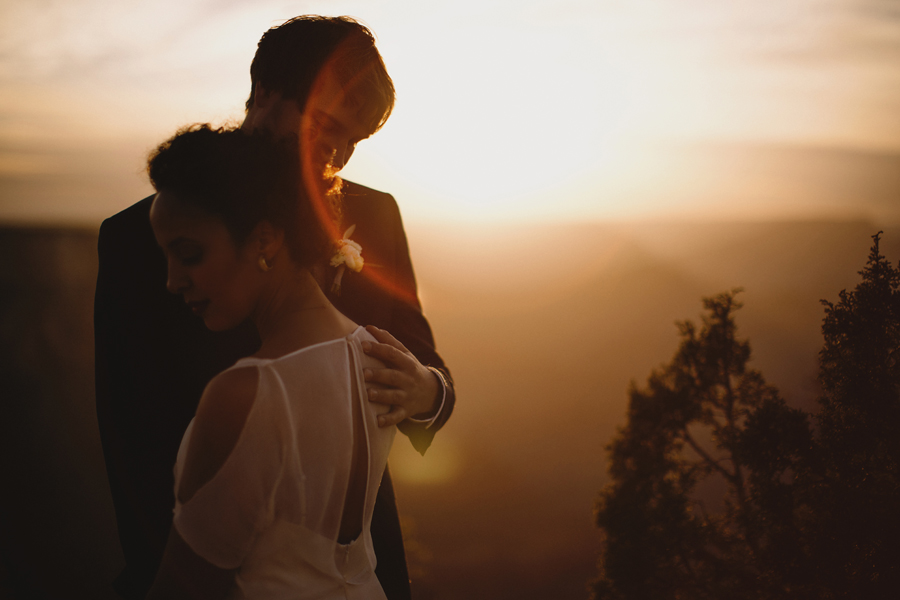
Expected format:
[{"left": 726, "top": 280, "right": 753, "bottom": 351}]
[
  {"left": 94, "top": 208, "right": 171, "bottom": 597},
  {"left": 378, "top": 197, "right": 455, "bottom": 455}
]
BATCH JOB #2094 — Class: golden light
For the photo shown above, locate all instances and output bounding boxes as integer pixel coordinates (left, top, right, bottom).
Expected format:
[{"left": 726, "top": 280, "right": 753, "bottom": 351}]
[
  {"left": 340, "top": 0, "right": 900, "bottom": 224},
  {"left": 0, "top": 0, "right": 898, "bottom": 225},
  {"left": 389, "top": 433, "right": 463, "bottom": 485},
  {"left": 343, "top": 9, "right": 661, "bottom": 221}
]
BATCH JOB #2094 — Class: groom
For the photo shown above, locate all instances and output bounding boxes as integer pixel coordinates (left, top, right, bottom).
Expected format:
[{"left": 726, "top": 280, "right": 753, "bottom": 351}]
[{"left": 95, "top": 16, "right": 454, "bottom": 600}]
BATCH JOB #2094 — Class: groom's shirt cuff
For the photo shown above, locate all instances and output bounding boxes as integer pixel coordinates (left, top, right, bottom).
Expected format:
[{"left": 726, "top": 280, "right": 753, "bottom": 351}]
[{"left": 406, "top": 366, "right": 448, "bottom": 429}]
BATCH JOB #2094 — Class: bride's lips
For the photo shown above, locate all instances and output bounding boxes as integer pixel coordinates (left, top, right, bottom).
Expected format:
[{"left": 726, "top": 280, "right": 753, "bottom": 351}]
[{"left": 186, "top": 300, "right": 209, "bottom": 316}]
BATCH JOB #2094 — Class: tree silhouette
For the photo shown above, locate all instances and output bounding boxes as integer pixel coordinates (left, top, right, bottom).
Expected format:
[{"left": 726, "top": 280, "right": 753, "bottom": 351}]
[
  {"left": 594, "top": 233, "right": 900, "bottom": 600},
  {"left": 593, "top": 291, "right": 811, "bottom": 600},
  {"left": 803, "top": 232, "right": 900, "bottom": 598}
]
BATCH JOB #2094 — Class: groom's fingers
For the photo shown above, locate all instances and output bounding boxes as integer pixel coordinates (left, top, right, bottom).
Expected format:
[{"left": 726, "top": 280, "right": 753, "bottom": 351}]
[
  {"left": 365, "top": 382, "right": 407, "bottom": 405},
  {"left": 361, "top": 326, "right": 439, "bottom": 422},
  {"left": 376, "top": 403, "right": 408, "bottom": 427},
  {"left": 362, "top": 340, "right": 415, "bottom": 370},
  {"left": 365, "top": 325, "right": 411, "bottom": 353},
  {"left": 364, "top": 364, "right": 410, "bottom": 389}
]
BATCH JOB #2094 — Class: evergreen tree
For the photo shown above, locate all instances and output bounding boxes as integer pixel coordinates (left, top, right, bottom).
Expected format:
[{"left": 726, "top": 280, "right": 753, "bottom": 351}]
[
  {"left": 593, "top": 234, "right": 900, "bottom": 599},
  {"left": 593, "top": 291, "right": 811, "bottom": 600},
  {"left": 804, "top": 232, "right": 900, "bottom": 598}
]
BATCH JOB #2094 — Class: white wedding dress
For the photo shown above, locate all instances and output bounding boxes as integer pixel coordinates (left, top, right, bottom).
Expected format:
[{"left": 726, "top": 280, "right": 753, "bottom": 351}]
[{"left": 172, "top": 326, "right": 395, "bottom": 599}]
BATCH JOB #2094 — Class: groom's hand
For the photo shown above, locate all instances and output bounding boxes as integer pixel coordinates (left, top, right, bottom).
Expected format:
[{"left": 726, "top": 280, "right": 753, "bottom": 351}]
[{"left": 361, "top": 325, "right": 441, "bottom": 427}]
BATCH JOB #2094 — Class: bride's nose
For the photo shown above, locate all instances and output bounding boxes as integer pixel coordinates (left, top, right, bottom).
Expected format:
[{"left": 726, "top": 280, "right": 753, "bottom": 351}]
[{"left": 166, "top": 261, "right": 190, "bottom": 294}]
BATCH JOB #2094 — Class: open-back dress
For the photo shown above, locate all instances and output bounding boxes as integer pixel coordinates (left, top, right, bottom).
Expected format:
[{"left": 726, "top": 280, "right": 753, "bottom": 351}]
[{"left": 172, "top": 326, "right": 396, "bottom": 599}]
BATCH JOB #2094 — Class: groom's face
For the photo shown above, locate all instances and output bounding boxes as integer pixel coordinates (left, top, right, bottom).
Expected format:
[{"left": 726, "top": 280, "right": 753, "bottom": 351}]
[
  {"left": 300, "top": 69, "right": 375, "bottom": 174},
  {"left": 258, "top": 69, "right": 375, "bottom": 186}
]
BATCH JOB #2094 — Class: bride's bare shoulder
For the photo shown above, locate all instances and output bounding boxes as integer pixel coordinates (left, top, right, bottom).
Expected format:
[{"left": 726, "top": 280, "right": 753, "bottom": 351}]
[{"left": 178, "top": 366, "right": 259, "bottom": 504}]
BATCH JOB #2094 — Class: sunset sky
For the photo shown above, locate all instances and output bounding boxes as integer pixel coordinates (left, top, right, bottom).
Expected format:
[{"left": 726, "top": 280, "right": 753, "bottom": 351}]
[{"left": 1, "top": 0, "right": 898, "bottom": 225}]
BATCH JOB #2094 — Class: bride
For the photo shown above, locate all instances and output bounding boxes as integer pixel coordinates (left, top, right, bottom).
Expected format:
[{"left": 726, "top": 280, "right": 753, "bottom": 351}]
[{"left": 144, "top": 124, "right": 394, "bottom": 599}]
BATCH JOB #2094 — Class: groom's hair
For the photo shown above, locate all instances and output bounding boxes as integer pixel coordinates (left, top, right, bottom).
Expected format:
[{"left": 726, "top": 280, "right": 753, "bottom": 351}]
[{"left": 246, "top": 16, "right": 395, "bottom": 134}]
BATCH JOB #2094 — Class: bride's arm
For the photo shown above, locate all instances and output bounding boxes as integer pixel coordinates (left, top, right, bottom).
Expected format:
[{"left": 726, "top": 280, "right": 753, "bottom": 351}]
[{"left": 148, "top": 366, "right": 259, "bottom": 598}]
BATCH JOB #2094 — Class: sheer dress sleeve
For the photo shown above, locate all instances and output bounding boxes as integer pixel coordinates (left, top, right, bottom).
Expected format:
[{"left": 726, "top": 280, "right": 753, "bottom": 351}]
[{"left": 172, "top": 363, "right": 288, "bottom": 570}]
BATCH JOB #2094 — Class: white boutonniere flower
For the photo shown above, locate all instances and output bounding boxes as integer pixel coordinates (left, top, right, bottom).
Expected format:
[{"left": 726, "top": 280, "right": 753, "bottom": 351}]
[{"left": 330, "top": 225, "right": 363, "bottom": 295}]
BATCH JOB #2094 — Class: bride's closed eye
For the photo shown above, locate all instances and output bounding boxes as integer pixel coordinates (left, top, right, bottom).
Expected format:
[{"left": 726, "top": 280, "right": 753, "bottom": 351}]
[
  {"left": 179, "top": 252, "right": 203, "bottom": 267},
  {"left": 169, "top": 240, "right": 204, "bottom": 266}
]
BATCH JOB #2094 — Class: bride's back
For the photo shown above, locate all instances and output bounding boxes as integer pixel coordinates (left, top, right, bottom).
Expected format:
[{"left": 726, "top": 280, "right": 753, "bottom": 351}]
[{"left": 173, "top": 326, "right": 394, "bottom": 599}]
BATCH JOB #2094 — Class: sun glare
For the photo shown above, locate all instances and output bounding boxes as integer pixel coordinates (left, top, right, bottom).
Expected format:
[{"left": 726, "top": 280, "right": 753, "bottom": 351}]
[
  {"left": 341, "top": 17, "right": 658, "bottom": 221},
  {"left": 341, "top": 0, "right": 900, "bottom": 224}
]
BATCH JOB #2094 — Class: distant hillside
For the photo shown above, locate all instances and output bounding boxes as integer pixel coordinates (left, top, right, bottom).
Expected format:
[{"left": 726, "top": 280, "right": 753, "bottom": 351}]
[
  {"left": 0, "top": 226, "right": 121, "bottom": 599},
  {"left": 2, "top": 141, "right": 898, "bottom": 227},
  {"left": 1, "top": 221, "right": 896, "bottom": 599},
  {"left": 398, "top": 219, "right": 899, "bottom": 598}
]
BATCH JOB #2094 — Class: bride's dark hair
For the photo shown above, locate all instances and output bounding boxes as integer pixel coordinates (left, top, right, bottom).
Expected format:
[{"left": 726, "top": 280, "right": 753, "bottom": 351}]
[{"left": 147, "top": 124, "right": 329, "bottom": 269}]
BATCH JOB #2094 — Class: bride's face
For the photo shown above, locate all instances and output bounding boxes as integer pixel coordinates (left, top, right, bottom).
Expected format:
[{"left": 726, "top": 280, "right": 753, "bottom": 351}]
[{"left": 150, "top": 191, "right": 262, "bottom": 331}]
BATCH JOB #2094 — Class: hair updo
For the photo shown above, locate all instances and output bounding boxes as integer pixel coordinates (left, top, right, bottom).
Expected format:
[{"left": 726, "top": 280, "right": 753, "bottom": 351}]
[{"left": 147, "top": 124, "right": 329, "bottom": 269}]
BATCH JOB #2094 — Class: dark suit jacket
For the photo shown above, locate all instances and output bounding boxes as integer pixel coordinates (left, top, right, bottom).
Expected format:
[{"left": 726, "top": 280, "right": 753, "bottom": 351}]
[{"left": 94, "top": 181, "right": 454, "bottom": 599}]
